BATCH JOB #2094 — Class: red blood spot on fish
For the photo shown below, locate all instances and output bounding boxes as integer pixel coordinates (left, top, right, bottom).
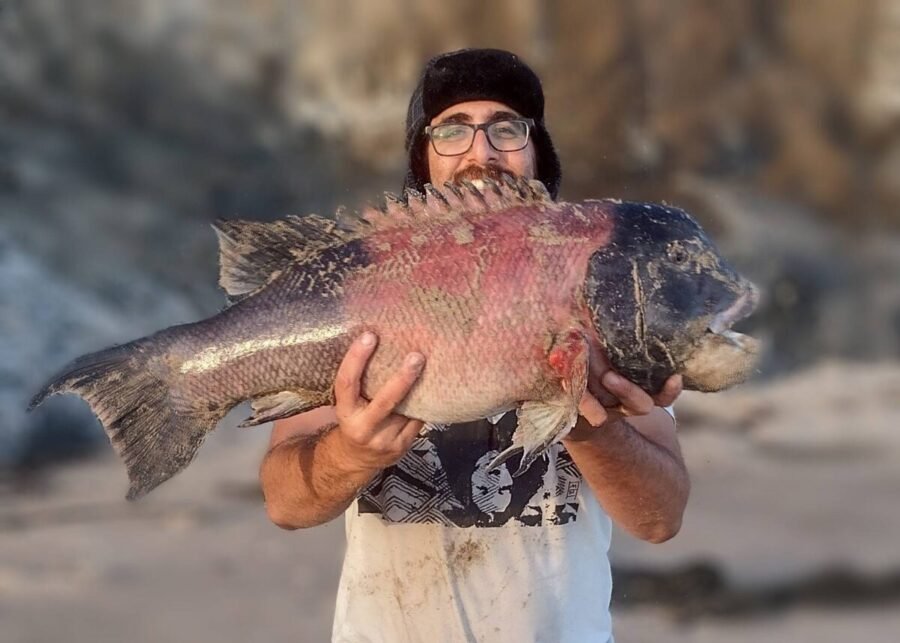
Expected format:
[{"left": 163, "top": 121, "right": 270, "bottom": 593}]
[
  {"left": 548, "top": 350, "right": 567, "bottom": 373},
  {"left": 547, "top": 330, "right": 585, "bottom": 378}
]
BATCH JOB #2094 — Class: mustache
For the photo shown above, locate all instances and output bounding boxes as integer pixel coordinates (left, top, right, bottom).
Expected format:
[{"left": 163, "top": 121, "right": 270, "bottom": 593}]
[{"left": 450, "top": 164, "right": 512, "bottom": 185}]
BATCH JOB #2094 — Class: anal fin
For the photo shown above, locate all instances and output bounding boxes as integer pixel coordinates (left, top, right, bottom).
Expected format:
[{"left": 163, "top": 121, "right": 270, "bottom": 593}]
[{"left": 239, "top": 390, "right": 330, "bottom": 427}]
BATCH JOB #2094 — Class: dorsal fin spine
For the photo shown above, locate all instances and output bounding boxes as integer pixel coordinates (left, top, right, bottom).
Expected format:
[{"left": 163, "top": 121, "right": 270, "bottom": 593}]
[
  {"left": 443, "top": 182, "right": 464, "bottom": 201},
  {"left": 461, "top": 180, "right": 489, "bottom": 209},
  {"left": 425, "top": 184, "right": 450, "bottom": 211},
  {"left": 483, "top": 178, "right": 504, "bottom": 198},
  {"left": 214, "top": 175, "right": 556, "bottom": 302}
]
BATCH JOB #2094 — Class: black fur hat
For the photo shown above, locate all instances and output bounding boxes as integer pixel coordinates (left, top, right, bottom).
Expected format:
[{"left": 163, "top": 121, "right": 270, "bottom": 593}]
[{"left": 403, "top": 48, "right": 561, "bottom": 199}]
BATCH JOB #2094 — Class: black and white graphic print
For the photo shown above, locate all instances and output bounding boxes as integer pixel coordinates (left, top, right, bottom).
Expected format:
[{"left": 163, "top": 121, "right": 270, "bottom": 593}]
[{"left": 358, "top": 412, "right": 583, "bottom": 527}]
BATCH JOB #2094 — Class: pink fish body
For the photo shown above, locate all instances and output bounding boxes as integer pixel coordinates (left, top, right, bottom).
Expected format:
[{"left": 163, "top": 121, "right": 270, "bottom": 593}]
[{"left": 347, "top": 199, "right": 611, "bottom": 424}]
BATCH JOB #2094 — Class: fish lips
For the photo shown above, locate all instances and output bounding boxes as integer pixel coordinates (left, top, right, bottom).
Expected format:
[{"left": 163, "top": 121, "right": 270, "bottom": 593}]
[
  {"left": 682, "top": 280, "right": 762, "bottom": 392},
  {"left": 707, "top": 282, "right": 759, "bottom": 335}
]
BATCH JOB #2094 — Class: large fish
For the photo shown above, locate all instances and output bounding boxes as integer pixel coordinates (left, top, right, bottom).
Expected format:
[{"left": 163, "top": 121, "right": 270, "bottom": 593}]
[{"left": 31, "top": 176, "right": 759, "bottom": 499}]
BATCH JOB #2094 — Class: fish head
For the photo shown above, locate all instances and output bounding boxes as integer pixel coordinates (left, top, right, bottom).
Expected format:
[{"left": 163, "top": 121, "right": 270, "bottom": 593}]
[{"left": 584, "top": 201, "right": 760, "bottom": 394}]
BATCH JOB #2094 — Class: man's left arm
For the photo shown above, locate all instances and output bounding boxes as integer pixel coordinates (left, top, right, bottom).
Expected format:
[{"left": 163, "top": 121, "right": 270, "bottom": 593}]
[{"left": 563, "top": 372, "right": 689, "bottom": 543}]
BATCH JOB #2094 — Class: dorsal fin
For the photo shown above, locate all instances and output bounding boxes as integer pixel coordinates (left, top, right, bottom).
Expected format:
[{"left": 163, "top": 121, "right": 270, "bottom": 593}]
[
  {"left": 440, "top": 182, "right": 467, "bottom": 211},
  {"left": 358, "top": 202, "right": 392, "bottom": 229},
  {"left": 334, "top": 204, "right": 371, "bottom": 233},
  {"left": 525, "top": 179, "right": 552, "bottom": 203},
  {"left": 213, "top": 175, "right": 554, "bottom": 303},
  {"left": 212, "top": 214, "right": 354, "bottom": 303},
  {"left": 384, "top": 192, "right": 412, "bottom": 219},
  {"left": 424, "top": 184, "right": 451, "bottom": 213},
  {"left": 502, "top": 173, "right": 528, "bottom": 200},
  {"left": 460, "top": 180, "right": 489, "bottom": 210},
  {"left": 335, "top": 174, "right": 554, "bottom": 233},
  {"left": 479, "top": 177, "right": 506, "bottom": 209},
  {"left": 404, "top": 188, "right": 429, "bottom": 218}
]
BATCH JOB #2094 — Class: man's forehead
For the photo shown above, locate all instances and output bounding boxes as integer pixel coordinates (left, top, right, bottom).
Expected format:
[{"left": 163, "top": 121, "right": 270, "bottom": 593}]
[{"left": 430, "top": 100, "right": 521, "bottom": 125}]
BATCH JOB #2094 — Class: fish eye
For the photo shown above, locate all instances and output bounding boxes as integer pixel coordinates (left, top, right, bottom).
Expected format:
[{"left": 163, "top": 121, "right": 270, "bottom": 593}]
[{"left": 668, "top": 244, "right": 689, "bottom": 265}]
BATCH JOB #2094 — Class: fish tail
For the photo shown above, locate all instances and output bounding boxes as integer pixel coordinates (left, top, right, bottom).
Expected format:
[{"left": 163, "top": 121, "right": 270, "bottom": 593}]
[{"left": 29, "top": 338, "right": 227, "bottom": 500}]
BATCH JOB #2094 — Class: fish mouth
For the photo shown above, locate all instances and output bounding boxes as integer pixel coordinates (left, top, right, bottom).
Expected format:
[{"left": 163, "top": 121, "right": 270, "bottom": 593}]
[
  {"left": 707, "top": 283, "right": 759, "bottom": 337},
  {"left": 682, "top": 281, "right": 761, "bottom": 392}
]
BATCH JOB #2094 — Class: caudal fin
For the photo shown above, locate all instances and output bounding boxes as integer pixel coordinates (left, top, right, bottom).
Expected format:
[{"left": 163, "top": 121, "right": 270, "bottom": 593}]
[{"left": 29, "top": 340, "right": 226, "bottom": 500}]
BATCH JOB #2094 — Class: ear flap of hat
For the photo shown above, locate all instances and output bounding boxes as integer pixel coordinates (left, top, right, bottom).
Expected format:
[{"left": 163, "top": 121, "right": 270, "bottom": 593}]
[
  {"left": 531, "top": 124, "right": 561, "bottom": 200},
  {"left": 403, "top": 142, "right": 428, "bottom": 195}
]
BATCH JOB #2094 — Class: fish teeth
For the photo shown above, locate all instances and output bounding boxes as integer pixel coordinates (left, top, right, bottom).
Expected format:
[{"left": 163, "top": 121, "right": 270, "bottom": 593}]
[{"left": 708, "top": 285, "right": 759, "bottom": 334}]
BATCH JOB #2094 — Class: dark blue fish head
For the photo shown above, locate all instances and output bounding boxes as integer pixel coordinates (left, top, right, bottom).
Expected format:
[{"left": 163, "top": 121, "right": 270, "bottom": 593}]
[{"left": 584, "top": 200, "right": 759, "bottom": 394}]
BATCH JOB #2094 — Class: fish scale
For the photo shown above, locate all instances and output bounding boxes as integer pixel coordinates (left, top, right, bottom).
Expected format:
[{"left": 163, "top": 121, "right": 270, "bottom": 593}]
[
  {"left": 342, "top": 207, "right": 588, "bottom": 421},
  {"left": 30, "top": 176, "right": 759, "bottom": 499}
]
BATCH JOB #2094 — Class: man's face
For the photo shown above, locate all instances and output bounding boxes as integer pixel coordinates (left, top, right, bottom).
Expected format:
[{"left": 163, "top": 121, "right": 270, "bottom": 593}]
[{"left": 426, "top": 100, "right": 537, "bottom": 188}]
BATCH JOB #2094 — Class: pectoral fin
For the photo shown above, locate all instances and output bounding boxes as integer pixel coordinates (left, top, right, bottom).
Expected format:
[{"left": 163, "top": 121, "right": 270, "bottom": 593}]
[
  {"left": 487, "top": 400, "right": 582, "bottom": 476},
  {"left": 487, "top": 330, "right": 589, "bottom": 476},
  {"left": 239, "top": 390, "right": 330, "bottom": 427}
]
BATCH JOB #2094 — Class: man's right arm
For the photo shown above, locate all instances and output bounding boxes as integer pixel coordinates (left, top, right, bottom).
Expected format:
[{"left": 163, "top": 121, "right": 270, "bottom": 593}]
[{"left": 259, "top": 332, "right": 425, "bottom": 530}]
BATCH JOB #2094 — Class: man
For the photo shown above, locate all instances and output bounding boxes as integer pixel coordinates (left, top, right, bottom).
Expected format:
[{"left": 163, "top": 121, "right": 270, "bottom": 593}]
[{"left": 260, "top": 48, "right": 688, "bottom": 642}]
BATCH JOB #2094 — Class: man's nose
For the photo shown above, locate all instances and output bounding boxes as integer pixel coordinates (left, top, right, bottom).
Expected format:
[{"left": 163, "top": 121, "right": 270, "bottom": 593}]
[{"left": 465, "top": 129, "right": 499, "bottom": 164}]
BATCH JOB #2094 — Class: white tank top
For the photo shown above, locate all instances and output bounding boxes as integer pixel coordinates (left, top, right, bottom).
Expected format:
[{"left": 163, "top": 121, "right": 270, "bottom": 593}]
[{"left": 331, "top": 413, "right": 615, "bottom": 642}]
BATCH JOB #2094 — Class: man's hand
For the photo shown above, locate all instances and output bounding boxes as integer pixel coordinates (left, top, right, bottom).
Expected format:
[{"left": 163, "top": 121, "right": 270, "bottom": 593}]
[
  {"left": 571, "top": 348, "right": 683, "bottom": 439},
  {"left": 260, "top": 331, "right": 425, "bottom": 529},
  {"left": 562, "top": 355, "right": 689, "bottom": 543},
  {"left": 330, "top": 332, "right": 426, "bottom": 473}
]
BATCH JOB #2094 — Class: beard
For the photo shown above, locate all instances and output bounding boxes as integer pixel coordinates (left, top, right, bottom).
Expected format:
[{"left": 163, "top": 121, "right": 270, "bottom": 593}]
[{"left": 450, "top": 163, "right": 512, "bottom": 186}]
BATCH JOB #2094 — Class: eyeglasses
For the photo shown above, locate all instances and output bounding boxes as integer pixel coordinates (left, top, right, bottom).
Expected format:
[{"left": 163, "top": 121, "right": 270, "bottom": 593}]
[{"left": 425, "top": 118, "right": 535, "bottom": 156}]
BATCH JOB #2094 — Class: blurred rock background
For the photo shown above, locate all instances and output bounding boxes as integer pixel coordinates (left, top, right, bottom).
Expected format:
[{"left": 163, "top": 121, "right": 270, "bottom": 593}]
[{"left": 1, "top": 1, "right": 899, "bottom": 642}]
